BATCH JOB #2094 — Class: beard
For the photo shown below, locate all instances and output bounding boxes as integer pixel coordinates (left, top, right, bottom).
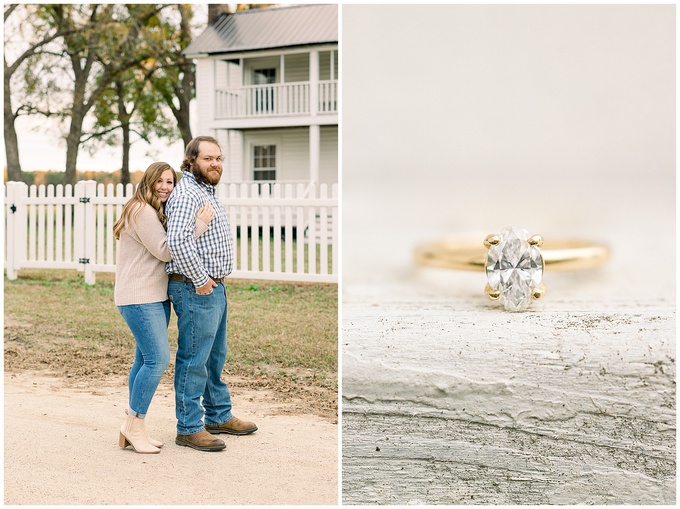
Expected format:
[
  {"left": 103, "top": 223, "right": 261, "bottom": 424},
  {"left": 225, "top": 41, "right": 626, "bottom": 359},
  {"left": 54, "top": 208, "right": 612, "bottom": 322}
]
[{"left": 192, "top": 164, "right": 222, "bottom": 185}]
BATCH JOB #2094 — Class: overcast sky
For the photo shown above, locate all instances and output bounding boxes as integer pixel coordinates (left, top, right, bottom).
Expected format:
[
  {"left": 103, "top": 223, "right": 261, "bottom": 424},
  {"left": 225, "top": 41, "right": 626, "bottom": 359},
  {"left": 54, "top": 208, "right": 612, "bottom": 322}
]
[{"left": 13, "top": 111, "right": 192, "bottom": 174}]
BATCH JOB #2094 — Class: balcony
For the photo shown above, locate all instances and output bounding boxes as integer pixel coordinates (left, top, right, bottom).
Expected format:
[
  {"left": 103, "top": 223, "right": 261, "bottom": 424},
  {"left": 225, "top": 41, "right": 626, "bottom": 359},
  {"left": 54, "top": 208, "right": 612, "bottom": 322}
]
[{"left": 215, "top": 80, "right": 337, "bottom": 120}]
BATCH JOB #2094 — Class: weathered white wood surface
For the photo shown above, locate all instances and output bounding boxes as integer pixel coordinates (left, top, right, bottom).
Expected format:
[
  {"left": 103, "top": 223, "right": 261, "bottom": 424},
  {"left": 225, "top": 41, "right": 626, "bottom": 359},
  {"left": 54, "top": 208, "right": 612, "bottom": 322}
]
[
  {"left": 342, "top": 283, "right": 675, "bottom": 504},
  {"left": 340, "top": 5, "right": 675, "bottom": 505}
]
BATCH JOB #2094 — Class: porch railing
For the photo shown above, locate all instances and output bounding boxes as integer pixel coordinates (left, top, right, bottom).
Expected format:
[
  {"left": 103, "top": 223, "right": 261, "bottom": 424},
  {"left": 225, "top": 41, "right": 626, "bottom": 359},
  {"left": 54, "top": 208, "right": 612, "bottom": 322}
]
[{"left": 215, "top": 80, "right": 338, "bottom": 119}]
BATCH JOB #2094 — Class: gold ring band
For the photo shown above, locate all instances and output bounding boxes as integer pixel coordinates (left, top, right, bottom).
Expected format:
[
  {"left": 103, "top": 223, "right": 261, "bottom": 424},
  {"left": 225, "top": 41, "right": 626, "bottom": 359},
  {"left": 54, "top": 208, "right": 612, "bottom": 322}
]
[
  {"left": 413, "top": 227, "right": 610, "bottom": 311},
  {"left": 414, "top": 240, "right": 610, "bottom": 272}
]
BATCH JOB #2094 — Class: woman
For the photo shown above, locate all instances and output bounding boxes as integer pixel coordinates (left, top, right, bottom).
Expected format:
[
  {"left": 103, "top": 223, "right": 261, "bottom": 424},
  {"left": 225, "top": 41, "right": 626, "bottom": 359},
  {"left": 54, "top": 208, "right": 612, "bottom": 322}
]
[{"left": 113, "top": 161, "right": 214, "bottom": 454}]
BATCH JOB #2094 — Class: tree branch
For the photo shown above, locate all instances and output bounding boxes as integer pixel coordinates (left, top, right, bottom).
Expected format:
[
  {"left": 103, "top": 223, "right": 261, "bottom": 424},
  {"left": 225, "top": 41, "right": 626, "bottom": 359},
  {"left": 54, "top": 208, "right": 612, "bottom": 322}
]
[
  {"left": 80, "top": 125, "right": 122, "bottom": 143},
  {"left": 5, "top": 25, "right": 81, "bottom": 76},
  {"left": 4, "top": 4, "right": 18, "bottom": 22}
]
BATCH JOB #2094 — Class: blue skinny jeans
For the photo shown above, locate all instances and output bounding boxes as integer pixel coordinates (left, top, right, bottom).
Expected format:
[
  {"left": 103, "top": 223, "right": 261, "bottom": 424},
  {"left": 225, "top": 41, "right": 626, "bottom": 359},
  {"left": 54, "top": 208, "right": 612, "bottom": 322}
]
[{"left": 117, "top": 301, "right": 171, "bottom": 417}]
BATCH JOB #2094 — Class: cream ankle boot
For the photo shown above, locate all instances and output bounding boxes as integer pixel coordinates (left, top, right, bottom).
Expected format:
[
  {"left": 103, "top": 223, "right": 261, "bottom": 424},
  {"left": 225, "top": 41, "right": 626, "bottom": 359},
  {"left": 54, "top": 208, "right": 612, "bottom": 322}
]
[
  {"left": 125, "top": 409, "right": 162, "bottom": 448},
  {"left": 119, "top": 414, "right": 160, "bottom": 454},
  {"left": 145, "top": 431, "right": 163, "bottom": 448}
]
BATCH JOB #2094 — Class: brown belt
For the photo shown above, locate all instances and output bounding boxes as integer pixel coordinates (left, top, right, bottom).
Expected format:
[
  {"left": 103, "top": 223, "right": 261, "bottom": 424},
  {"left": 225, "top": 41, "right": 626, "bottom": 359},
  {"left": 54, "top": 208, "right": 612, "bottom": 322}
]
[{"left": 169, "top": 274, "right": 224, "bottom": 284}]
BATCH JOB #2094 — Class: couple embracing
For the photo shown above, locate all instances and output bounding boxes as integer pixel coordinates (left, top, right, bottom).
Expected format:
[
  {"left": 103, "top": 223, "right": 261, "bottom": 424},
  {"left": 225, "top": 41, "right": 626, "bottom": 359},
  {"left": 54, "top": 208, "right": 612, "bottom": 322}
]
[{"left": 113, "top": 136, "right": 256, "bottom": 454}]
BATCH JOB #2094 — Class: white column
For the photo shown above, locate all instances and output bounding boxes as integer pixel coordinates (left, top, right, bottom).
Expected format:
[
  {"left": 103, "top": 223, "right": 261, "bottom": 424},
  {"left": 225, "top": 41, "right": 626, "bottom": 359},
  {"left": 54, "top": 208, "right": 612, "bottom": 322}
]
[
  {"left": 234, "top": 130, "right": 245, "bottom": 180},
  {"left": 239, "top": 58, "right": 246, "bottom": 116},
  {"left": 310, "top": 50, "right": 319, "bottom": 116},
  {"left": 280, "top": 54, "right": 286, "bottom": 114},
  {"left": 310, "top": 124, "right": 320, "bottom": 186},
  {"left": 196, "top": 58, "right": 215, "bottom": 132},
  {"left": 309, "top": 50, "right": 320, "bottom": 186},
  {"left": 216, "top": 129, "right": 229, "bottom": 183}
]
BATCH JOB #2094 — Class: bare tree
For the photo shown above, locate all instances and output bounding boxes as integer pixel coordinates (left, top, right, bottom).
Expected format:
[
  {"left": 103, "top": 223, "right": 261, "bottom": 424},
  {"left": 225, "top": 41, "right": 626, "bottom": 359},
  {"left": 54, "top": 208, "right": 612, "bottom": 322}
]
[
  {"left": 5, "top": 3, "right": 271, "bottom": 184},
  {"left": 87, "top": 66, "right": 175, "bottom": 185},
  {"left": 87, "top": 4, "right": 202, "bottom": 182},
  {"left": 51, "top": 4, "right": 164, "bottom": 185},
  {"left": 3, "top": 4, "right": 76, "bottom": 181},
  {"left": 5, "top": 4, "right": 165, "bottom": 185},
  {"left": 86, "top": 6, "right": 177, "bottom": 185},
  {"left": 147, "top": 4, "right": 196, "bottom": 148}
]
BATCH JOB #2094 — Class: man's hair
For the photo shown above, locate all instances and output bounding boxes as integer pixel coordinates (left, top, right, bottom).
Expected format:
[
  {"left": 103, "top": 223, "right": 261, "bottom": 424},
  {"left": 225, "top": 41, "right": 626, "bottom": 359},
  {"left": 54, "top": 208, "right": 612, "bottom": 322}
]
[{"left": 180, "top": 136, "right": 221, "bottom": 173}]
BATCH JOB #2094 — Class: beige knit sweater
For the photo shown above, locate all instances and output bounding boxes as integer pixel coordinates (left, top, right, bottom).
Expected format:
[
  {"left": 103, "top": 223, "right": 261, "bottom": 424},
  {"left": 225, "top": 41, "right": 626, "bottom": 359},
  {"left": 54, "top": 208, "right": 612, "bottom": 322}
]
[{"left": 114, "top": 203, "right": 208, "bottom": 306}]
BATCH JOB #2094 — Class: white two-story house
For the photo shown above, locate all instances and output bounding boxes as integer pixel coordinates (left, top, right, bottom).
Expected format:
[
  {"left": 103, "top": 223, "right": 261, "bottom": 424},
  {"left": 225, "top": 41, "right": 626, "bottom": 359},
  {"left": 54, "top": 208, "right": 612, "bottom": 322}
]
[{"left": 184, "top": 4, "right": 338, "bottom": 190}]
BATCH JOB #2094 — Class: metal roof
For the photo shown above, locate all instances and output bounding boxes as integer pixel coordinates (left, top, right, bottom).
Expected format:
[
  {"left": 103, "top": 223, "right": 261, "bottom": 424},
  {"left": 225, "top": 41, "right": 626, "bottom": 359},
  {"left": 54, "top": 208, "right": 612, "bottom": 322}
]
[{"left": 184, "top": 4, "right": 338, "bottom": 56}]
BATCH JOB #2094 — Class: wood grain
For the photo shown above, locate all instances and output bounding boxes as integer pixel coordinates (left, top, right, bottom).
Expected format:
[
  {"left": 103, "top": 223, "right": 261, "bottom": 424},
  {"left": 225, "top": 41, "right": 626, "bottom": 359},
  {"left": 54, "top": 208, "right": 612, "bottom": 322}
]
[{"left": 342, "top": 297, "right": 675, "bottom": 504}]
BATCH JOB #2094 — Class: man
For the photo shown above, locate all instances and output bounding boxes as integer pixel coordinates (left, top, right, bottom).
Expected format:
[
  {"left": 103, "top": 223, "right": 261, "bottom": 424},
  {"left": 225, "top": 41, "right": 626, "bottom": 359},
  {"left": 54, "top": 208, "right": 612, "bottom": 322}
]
[{"left": 165, "top": 135, "right": 257, "bottom": 452}]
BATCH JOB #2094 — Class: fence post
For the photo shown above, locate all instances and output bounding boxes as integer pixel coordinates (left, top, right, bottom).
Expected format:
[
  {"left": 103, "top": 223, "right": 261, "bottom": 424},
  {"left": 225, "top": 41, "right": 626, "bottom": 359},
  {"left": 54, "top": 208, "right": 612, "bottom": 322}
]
[
  {"left": 250, "top": 183, "right": 259, "bottom": 272},
  {"left": 75, "top": 180, "right": 97, "bottom": 284},
  {"left": 5, "top": 181, "right": 28, "bottom": 280},
  {"left": 5, "top": 182, "right": 16, "bottom": 279},
  {"left": 332, "top": 183, "right": 338, "bottom": 276},
  {"left": 14, "top": 181, "right": 27, "bottom": 279},
  {"left": 83, "top": 180, "right": 97, "bottom": 285}
]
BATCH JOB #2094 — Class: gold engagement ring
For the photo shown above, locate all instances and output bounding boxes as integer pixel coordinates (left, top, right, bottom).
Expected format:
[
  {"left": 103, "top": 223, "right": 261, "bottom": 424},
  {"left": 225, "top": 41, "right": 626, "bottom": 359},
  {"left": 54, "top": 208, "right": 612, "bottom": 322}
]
[{"left": 413, "top": 226, "right": 610, "bottom": 311}]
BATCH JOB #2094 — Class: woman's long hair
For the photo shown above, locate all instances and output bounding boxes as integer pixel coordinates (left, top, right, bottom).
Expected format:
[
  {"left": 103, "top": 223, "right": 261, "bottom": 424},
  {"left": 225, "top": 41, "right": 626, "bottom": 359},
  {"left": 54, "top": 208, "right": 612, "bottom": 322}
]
[{"left": 113, "top": 162, "right": 177, "bottom": 240}]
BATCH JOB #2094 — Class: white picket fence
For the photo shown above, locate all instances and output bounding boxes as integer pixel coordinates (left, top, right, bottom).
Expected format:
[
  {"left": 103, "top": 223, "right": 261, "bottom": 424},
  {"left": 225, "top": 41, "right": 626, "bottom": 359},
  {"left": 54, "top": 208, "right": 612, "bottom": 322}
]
[{"left": 4, "top": 180, "right": 338, "bottom": 284}]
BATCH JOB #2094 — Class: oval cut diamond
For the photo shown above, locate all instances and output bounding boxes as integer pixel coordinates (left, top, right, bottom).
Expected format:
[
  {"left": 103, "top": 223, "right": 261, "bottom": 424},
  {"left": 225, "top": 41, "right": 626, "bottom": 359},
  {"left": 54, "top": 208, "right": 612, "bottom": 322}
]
[{"left": 486, "top": 227, "right": 544, "bottom": 311}]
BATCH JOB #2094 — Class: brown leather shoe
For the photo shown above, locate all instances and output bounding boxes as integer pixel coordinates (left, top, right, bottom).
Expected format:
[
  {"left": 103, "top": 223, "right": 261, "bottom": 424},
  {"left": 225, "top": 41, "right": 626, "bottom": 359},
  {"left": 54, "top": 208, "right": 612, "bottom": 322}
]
[
  {"left": 205, "top": 416, "right": 258, "bottom": 436},
  {"left": 175, "top": 430, "right": 226, "bottom": 451}
]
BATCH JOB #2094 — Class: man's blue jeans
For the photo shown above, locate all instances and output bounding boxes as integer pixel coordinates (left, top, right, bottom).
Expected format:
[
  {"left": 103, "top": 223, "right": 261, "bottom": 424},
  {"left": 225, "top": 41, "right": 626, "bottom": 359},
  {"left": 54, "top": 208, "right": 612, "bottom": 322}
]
[
  {"left": 168, "top": 280, "right": 234, "bottom": 435},
  {"left": 117, "top": 301, "right": 171, "bottom": 418}
]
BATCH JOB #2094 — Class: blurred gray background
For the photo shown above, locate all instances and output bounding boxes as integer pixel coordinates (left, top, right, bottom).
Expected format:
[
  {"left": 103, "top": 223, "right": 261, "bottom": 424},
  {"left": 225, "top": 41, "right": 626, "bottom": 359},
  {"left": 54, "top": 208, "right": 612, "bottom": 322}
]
[{"left": 342, "top": 4, "right": 675, "bottom": 301}]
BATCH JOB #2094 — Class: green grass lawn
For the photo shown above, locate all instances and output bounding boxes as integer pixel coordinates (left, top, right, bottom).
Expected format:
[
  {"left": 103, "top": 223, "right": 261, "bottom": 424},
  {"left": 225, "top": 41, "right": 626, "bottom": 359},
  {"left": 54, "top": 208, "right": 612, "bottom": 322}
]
[{"left": 4, "top": 269, "right": 338, "bottom": 418}]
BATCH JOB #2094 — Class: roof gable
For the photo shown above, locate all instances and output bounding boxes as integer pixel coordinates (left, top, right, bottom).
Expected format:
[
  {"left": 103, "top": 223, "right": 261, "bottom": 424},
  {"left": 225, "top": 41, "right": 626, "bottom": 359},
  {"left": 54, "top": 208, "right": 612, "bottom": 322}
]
[{"left": 185, "top": 4, "right": 338, "bottom": 56}]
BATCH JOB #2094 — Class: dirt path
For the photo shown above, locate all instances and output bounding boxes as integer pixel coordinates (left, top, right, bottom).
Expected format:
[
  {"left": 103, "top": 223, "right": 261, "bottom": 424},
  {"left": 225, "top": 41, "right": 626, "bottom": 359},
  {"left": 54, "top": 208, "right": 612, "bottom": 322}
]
[{"left": 4, "top": 370, "right": 338, "bottom": 505}]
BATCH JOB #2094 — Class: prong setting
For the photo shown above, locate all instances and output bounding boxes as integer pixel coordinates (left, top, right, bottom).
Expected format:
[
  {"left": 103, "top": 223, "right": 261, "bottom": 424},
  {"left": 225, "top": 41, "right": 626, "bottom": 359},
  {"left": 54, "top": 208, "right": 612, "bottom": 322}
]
[
  {"left": 528, "top": 235, "right": 544, "bottom": 248},
  {"left": 484, "top": 234, "right": 500, "bottom": 248},
  {"left": 531, "top": 283, "right": 546, "bottom": 301},
  {"left": 485, "top": 283, "right": 501, "bottom": 300}
]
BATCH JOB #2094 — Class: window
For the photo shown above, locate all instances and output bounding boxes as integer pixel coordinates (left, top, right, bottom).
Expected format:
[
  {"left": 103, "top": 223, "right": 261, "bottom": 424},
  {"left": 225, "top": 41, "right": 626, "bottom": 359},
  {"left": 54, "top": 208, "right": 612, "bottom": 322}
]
[
  {"left": 253, "top": 68, "right": 276, "bottom": 85},
  {"left": 253, "top": 68, "right": 276, "bottom": 113},
  {"left": 253, "top": 145, "right": 276, "bottom": 181}
]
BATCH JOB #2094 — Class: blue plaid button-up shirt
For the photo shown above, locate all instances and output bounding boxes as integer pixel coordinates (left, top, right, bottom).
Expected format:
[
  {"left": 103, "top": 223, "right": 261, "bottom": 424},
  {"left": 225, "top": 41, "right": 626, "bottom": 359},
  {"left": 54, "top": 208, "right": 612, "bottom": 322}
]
[{"left": 165, "top": 171, "right": 234, "bottom": 287}]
